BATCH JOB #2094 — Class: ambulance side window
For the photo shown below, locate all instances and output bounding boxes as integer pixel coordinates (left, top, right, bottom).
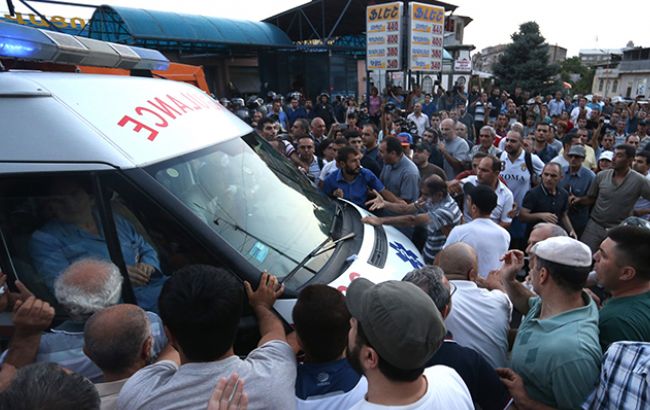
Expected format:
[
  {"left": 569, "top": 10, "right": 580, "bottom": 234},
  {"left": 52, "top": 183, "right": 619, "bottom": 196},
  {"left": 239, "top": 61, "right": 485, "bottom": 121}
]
[
  {"left": 100, "top": 172, "right": 223, "bottom": 279},
  {"left": 0, "top": 174, "right": 111, "bottom": 311}
]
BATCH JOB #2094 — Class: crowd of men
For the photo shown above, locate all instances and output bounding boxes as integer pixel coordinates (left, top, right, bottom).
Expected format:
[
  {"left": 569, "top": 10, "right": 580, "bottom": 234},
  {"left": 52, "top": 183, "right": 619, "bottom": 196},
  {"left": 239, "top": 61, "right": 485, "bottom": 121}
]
[{"left": 0, "top": 84, "right": 649, "bottom": 409}]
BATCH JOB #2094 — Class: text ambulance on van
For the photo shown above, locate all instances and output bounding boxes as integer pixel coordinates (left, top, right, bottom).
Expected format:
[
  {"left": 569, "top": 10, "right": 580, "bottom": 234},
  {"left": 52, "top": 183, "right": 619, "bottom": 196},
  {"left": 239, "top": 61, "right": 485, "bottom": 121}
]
[{"left": 0, "top": 22, "right": 424, "bottom": 325}]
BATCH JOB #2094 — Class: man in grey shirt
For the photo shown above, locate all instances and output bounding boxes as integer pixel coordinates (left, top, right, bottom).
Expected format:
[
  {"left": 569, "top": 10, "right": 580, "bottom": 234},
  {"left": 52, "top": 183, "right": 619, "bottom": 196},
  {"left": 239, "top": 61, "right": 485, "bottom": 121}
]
[
  {"left": 571, "top": 144, "right": 650, "bottom": 252},
  {"left": 379, "top": 136, "right": 420, "bottom": 203},
  {"left": 439, "top": 118, "right": 470, "bottom": 179},
  {"left": 117, "top": 267, "right": 296, "bottom": 410}
]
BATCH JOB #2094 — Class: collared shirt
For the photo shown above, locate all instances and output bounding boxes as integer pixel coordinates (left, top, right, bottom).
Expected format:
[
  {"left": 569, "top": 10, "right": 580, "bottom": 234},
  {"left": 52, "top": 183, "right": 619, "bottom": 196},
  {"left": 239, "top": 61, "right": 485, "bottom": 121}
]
[
  {"left": 321, "top": 169, "right": 384, "bottom": 208},
  {"left": 560, "top": 166, "right": 595, "bottom": 230},
  {"left": 96, "top": 378, "right": 128, "bottom": 410},
  {"left": 407, "top": 112, "right": 430, "bottom": 136},
  {"left": 29, "top": 312, "right": 167, "bottom": 383},
  {"left": 305, "top": 155, "right": 321, "bottom": 182},
  {"left": 582, "top": 341, "right": 650, "bottom": 410},
  {"left": 588, "top": 168, "right": 650, "bottom": 228},
  {"left": 548, "top": 99, "right": 565, "bottom": 117},
  {"left": 444, "top": 280, "right": 512, "bottom": 368},
  {"left": 379, "top": 155, "right": 420, "bottom": 203},
  {"left": 500, "top": 150, "right": 545, "bottom": 207},
  {"left": 522, "top": 184, "right": 569, "bottom": 237},
  {"left": 534, "top": 144, "right": 558, "bottom": 164},
  {"left": 512, "top": 294, "right": 601, "bottom": 409},
  {"left": 422, "top": 194, "right": 461, "bottom": 263},
  {"left": 461, "top": 175, "right": 514, "bottom": 225},
  {"left": 469, "top": 144, "right": 501, "bottom": 159}
]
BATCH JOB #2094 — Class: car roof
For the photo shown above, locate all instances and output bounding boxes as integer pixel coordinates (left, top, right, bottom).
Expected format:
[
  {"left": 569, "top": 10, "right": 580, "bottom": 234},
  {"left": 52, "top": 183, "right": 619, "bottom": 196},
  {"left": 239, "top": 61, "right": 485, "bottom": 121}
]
[{"left": 0, "top": 71, "right": 251, "bottom": 169}]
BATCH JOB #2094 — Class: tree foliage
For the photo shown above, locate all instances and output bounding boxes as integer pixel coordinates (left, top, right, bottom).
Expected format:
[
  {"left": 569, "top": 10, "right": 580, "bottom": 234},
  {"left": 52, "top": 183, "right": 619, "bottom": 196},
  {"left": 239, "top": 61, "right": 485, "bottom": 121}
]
[
  {"left": 560, "top": 57, "right": 595, "bottom": 94},
  {"left": 493, "top": 22, "right": 560, "bottom": 95}
]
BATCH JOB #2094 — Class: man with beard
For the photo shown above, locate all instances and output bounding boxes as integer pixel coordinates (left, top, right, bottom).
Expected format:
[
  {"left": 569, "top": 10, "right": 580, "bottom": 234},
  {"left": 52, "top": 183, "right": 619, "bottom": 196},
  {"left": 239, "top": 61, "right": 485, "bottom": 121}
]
[
  {"left": 345, "top": 278, "right": 473, "bottom": 409},
  {"left": 439, "top": 118, "right": 470, "bottom": 180},
  {"left": 412, "top": 143, "right": 447, "bottom": 181},
  {"left": 321, "top": 146, "right": 397, "bottom": 208},
  {"left": 571, "top": 144, "right": 650, "bottom": 252},
  {"left": 499, "top": 130, "right": 544, "bottom": 249},
  {"left": 593, "top": 225, "right": 650, "bottom": 350}
]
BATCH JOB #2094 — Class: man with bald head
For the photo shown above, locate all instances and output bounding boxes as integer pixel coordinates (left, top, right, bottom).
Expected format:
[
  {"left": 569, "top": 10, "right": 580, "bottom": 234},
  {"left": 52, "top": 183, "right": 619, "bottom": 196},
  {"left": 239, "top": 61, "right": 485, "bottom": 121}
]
[
  {"left": 435, "top": 243, "right": 512, "bottom": 368},
  {"left": 438, "top": 118, "right": 470, "bottom": 179},
  {"left": 84, "top": 304, "right": 157, "bottom": 409}
]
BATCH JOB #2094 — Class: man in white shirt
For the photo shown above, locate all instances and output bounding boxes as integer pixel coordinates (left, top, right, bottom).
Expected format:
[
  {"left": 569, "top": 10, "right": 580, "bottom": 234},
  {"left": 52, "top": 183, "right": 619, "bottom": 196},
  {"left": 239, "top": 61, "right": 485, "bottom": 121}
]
[
  {"left": 570, "top": 97, "right": 592, "bottom": 123},
  {"left": 445, "top": 184, "right": 511, "bottom": 278},
  {"left": 500, "top": 130, "right": 544, "bottom": 248},
  {"left": 345, "top": 278, "right": 473, "bottom": 409},
  {"left": 452, "top": 155, "right": 514, "bottom": 229},
  {"left": 407, "top": 103, "right": 430, "bottom": 137},
  {"left": 436, "top": 242, "right": 512, "bottom": 369}
]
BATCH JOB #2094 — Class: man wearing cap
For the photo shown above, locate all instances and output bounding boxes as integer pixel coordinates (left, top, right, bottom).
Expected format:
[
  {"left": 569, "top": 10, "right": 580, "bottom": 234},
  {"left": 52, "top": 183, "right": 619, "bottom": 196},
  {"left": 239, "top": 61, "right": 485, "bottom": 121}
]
[
  {"left": 439, "top": 118, "right": 470, "bottom": 180},
  {"left": 520, "top": 162, "right": 575, "bottom": 239},
  {"left": 396, "top": 132, "right": 414, "bottom": 159},
  {"left": 593, "top": 225, "right": 650, "bottom": 351},
  {"left": 550, "top": 133, "right": 580, "bottom": 170},
  {"left": 496, "top": 237, "right": 601, "bottom": 409},
  {"left": 444, "top": 185, "right": 511, "bottom": 279},
  {"left": 571, "top": 144, "right": 650, "bottom": 252},
  {"left": 560, "top": 145, "right": 595, "bottom": 238},
  {"left": 345, "top": 278, "right": 473, "bottom": 409},
  {"left": 597, "top": 150, "right": 613, "bottom": 172},
  {"left": 412, "top": 143, "right": 447, "bottom": 181}
]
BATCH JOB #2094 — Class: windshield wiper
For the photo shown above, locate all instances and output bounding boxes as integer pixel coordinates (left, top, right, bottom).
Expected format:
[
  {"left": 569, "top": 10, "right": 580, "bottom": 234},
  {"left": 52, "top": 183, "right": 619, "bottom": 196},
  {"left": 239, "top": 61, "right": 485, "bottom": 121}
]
[{"left": 281, "top": 204, "right": 356, "bottom": 285}]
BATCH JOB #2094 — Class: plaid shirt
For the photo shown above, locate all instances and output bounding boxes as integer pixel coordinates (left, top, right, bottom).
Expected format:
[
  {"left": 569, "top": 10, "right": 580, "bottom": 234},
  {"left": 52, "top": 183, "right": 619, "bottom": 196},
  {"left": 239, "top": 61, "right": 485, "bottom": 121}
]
[{"left": 582, "top": 341, "right": 650, "bottom": 409}]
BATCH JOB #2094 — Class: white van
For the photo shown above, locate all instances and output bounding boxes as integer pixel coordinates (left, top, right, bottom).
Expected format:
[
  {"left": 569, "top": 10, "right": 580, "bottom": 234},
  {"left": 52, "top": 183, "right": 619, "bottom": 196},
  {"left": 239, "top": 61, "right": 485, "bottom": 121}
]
[{"left": 0, "top": 22, "right": 424, "bottom": 333}]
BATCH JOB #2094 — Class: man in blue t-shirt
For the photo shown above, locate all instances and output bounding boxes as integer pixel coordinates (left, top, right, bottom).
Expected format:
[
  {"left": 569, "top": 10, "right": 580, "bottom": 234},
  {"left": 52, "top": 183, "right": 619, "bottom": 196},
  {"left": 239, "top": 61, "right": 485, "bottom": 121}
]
[
  {"left": 292, "top": 285, "right": 367, "bottom": 410},
  {"left": 322, "top": 146, "right": 400, "bottom": 209}
]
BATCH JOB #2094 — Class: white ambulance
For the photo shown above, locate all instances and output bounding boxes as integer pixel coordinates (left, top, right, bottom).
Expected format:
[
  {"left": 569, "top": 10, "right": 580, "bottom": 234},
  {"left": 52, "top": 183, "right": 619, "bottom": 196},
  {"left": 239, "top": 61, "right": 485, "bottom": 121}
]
[{"left": 0, "top": 22, "right": 424, "bottom": 328}]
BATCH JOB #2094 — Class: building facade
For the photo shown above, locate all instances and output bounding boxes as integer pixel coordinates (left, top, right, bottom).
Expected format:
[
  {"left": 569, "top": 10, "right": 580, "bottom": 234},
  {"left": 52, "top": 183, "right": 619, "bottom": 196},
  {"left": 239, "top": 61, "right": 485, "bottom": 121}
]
[{"left": 592, "top": 47, "right": 650, "bottom": 98}]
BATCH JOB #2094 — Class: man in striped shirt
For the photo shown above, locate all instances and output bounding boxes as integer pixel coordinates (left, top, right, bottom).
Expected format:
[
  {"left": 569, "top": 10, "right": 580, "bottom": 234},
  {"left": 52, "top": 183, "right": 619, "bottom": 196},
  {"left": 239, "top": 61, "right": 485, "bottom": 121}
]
[{"left": 363, "top": 175, "right": 462, "bottom": 264}]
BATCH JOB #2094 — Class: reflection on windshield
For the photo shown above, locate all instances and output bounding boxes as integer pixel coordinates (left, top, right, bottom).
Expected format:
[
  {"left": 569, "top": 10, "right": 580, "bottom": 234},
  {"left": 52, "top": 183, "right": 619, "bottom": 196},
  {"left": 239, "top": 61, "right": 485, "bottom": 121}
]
[{"left": 146, "top": 133, "right": 336, "bottom": 279}]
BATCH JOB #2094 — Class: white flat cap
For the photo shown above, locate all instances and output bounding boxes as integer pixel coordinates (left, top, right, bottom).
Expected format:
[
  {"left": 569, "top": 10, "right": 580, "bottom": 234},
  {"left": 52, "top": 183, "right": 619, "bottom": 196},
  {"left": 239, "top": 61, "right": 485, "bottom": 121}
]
[{"left": 530, "top": 236, "right": 592, "bottom": 267}]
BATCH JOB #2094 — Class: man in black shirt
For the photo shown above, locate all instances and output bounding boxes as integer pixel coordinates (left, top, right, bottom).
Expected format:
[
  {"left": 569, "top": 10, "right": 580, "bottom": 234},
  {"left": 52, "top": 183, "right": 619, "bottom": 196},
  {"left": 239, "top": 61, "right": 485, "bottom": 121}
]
[{"left": 520, "top": 162, "right": 576, "bottom": 239}]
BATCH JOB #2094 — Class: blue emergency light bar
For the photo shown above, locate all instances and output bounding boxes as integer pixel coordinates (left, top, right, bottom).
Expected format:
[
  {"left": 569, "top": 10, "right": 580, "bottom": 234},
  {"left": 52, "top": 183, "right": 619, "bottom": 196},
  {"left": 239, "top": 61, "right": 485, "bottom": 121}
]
[{"left": 0, "top": 20, "right": 170, "bottom": 71}]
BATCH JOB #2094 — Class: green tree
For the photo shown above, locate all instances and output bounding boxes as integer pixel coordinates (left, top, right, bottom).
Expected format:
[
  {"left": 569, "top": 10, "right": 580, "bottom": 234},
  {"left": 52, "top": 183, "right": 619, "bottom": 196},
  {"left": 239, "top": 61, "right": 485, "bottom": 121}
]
[
  {"left": 493, "top": 22, "right": 560, "bottom": 95},
  {"left": 560, "top": 57, "right": 594, "bottom": 94}
]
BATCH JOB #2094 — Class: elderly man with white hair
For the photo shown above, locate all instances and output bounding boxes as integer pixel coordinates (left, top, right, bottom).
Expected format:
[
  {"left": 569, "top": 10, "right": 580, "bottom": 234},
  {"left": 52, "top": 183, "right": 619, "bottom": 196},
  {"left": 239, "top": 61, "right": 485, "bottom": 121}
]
[{"left": 23, "top": 258, "right": 166, "bottom": 382}]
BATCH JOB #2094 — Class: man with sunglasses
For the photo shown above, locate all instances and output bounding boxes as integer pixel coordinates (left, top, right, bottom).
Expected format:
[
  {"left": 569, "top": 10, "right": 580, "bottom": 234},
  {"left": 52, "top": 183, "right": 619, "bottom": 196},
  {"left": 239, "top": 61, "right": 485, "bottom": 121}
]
[{"left": 560, "top": 146, "right": 595, "bottom": 238}]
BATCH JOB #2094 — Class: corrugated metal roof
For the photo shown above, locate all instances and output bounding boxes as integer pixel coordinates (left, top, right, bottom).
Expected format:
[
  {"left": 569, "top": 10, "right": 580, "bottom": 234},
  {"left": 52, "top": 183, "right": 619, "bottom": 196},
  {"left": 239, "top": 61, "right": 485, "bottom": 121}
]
[{"left": 87, "top": 5, "right": 293, "bottom": 48}]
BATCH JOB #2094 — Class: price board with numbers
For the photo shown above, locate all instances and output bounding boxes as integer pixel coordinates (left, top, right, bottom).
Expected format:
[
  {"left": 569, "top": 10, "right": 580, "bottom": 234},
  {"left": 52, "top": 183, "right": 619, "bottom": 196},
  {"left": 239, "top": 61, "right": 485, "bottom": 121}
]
[
  {"left": 366, "top": 2, "right": 403, "bottom": 71},
  {"left": 407, "top": 2, "right": 445, "bottom": 72}
]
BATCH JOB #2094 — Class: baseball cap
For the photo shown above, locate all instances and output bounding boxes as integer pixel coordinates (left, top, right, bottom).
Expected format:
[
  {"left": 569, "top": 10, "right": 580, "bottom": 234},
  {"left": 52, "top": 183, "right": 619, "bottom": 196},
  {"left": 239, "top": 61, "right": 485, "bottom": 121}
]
[
  {"left": 397, "top": 132, "right": 413, "bottom": 148},
  {"left": 345, "top": 278, "right": 445, "bottom": 369},
  {"left": 530, "top": 236, "right": 592, "bottom": 267},
  {"left": 568, "top": 145, "right": 586, "bottom": 158},
  {"left": 599, "top": 151, "right": 614, "bottom": 161},
  {"left": 639, "top": 119, "right": 648, "bottom": 126}
]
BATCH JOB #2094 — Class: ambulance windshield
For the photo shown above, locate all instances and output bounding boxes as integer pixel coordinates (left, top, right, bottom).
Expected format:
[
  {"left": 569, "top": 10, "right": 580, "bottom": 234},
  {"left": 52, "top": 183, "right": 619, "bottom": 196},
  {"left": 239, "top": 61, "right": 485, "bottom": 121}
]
[{"left": 145, "top": 132, "right": 337, "bottom": 279}]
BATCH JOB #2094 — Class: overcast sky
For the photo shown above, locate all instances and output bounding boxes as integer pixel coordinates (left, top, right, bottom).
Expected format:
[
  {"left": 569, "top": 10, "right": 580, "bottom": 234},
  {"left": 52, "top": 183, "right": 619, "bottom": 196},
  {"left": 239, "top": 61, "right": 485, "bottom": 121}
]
[{"left": 5, "top": 0, "right": 648, "bottom": 57}]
